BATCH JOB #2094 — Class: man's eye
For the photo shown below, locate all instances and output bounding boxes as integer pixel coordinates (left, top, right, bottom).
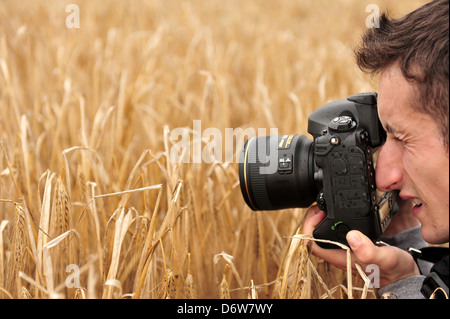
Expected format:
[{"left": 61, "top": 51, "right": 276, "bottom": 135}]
[{"left": 386, "top": 134, "right": 403, "bottom": 143}]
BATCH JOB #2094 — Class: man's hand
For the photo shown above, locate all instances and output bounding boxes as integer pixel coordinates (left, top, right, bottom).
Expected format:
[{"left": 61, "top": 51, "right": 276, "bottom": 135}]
[{"left": 303, "top": 205, "right": 421, "bottom": 288}]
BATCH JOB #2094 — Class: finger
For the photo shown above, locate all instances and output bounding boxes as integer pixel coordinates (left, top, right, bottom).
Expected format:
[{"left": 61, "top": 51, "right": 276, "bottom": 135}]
[
  {"left": 346, "top": 230, "right": 395, "bottom": 267},
  {"left": 302, "top": 205, "right": 325, "bottom": 236},
  {"left": 346, "top": 231, "right": 378, "bottom": 263},
  {"left": 301, "top": 207, "right": 349, "bottom": 269},
  {"left": 346, "top": 230, "right": 420, "bottom": 287},
  {"left": 314, "top": 232, "right": 375, "bottom": 271}
]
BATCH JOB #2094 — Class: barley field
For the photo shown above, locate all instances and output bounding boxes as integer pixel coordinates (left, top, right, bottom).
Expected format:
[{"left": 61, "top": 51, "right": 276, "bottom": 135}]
[{"left": 0, "top": 0, "right": 425, "bottom": 299}]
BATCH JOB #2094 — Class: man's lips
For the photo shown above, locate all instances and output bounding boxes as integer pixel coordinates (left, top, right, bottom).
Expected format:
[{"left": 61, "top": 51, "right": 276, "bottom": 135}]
[
  {"left": 400, "top": 194, "right": 423, "bottom": 217},
  {"left": 399, "top": 194, "right": 423, "bottom": 207},
  {"left": 412, "top": 202, "right": 423, "bottom": 218},
  {"left": 412, "top": 198, "right": 423, "bottom": 207}
]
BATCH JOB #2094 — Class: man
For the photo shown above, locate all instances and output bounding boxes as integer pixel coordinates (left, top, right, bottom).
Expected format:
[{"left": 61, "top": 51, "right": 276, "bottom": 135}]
[{"left": 304, "top": 0, "right": 449, "bottom": 298}]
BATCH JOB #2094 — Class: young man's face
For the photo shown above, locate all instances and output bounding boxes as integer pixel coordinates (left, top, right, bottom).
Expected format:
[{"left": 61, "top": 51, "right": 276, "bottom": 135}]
[{"left": 376, "top": 64, "right": 449, "bottom": 244}]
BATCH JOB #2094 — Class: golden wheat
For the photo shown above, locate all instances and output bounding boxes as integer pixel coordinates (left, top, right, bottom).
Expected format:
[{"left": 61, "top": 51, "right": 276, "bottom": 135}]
[{"left": 0, "top": 0, "right": 426, "bottom": 299}]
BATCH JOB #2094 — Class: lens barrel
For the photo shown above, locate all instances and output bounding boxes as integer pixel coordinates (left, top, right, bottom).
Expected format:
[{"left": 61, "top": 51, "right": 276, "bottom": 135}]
[{"left": 239, "top": 135, "right": 317, "bottom": 211}]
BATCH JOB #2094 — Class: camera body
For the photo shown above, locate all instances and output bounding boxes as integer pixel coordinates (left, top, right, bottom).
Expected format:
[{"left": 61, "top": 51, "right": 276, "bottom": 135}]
[{"left": 239, "top": 92, "right": 397, "bottom": 248}]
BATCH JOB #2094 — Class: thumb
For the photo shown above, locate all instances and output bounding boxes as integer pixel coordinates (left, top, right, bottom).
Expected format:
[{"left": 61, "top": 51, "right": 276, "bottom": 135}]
[
  {"left": 346, "top": 230, "right": 420, "bottom": 287},
  {"left": 346, "top": 230, "right": 382, "bottom": 265}
]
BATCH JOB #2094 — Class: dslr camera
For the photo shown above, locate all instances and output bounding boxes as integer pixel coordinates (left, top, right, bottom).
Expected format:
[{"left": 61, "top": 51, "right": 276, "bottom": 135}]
[{"left": 239, "top": 92, "right": 397, "bottom": 248}]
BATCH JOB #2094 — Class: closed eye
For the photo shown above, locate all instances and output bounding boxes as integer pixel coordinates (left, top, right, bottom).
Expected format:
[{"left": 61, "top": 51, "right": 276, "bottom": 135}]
[{"left": 385, "top": 133, "right": 405, "bottom": 145}]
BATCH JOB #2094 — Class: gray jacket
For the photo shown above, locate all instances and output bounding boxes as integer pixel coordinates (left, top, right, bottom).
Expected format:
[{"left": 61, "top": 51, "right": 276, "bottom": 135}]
[{"left": 377, "top": 226, "right": 431, "bottom": 299}]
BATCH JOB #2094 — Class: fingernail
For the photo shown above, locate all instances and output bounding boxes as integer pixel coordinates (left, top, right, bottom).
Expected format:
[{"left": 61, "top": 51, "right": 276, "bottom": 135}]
[{"left": 347, "top": 231, "right": 361, "bottom": 249}]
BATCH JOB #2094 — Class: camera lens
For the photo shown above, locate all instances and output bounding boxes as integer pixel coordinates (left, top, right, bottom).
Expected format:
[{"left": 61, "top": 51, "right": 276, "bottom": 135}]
[{"left": 239, "top": 135, "right": 318, "bottom": 211}]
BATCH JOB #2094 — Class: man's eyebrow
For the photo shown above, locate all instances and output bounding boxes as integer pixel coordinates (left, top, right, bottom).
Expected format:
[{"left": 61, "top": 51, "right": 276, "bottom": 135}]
[
  {"left": 384, "top": 123, "right": 394, "bottom": 134},
  {"left": 384, "top": 123, "right": 404, "bottom": 136}
]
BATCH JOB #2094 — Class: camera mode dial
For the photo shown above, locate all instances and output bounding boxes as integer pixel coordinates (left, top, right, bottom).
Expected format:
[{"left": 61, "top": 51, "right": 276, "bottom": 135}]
[{"left": 328, "top": 116, "right": 356, "bottom": 133}]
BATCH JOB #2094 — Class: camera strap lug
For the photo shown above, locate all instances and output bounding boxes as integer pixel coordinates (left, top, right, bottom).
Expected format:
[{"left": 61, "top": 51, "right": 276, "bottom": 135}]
[
  {"left": 408, "top": 246, "right": 449, "bottom": 299},
  {"left": 407, "top": 247, "right": 423, "bottom": 260},
  {"left": 375, "top": 240, "right": 390, "bottom": 247}
]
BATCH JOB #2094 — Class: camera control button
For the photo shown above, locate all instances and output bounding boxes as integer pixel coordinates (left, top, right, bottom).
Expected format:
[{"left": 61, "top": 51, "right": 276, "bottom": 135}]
[
  {"left": 336, "top": 223, "right": 350, "bottom": 241},
  {"left": 278, "top": 155, "right": 293, "bottom": 174},
  {"left": 331, "top": 158, "right": 348, "bottom": 175},
  {"left": 328, "top": 116, "right": 356, "bottom": 132},
  {"left": 317, "top": 193, "right": 326, "bottom": 211}
]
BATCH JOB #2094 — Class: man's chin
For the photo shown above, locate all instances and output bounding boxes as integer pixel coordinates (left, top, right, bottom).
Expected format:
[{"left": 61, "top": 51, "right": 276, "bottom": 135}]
[{"left": 421, "top": 226, "right": 449, "bottom": 245}]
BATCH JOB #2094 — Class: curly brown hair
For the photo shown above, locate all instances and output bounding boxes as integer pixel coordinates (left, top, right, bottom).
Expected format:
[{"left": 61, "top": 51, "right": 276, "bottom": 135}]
[{"left": 355, "top": 0, "right": 449, "bottom": 149}]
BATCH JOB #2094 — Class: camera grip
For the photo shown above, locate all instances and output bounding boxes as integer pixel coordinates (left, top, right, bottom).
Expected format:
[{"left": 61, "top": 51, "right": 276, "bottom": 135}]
[{"left": 313, "top": 215, "right": 379, "bottom": 249}]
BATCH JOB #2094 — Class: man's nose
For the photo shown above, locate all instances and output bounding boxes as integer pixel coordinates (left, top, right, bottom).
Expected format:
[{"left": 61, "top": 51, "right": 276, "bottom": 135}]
[{"left": 375, "top": 142, "right": 403, "bottom": 192}]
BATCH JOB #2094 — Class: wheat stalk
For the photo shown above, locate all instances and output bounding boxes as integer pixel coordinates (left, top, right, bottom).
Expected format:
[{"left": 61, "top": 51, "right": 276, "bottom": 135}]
[{"left": 0, "top": 0, "right": 421, "bottom": 299}]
